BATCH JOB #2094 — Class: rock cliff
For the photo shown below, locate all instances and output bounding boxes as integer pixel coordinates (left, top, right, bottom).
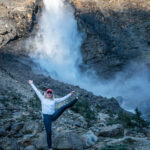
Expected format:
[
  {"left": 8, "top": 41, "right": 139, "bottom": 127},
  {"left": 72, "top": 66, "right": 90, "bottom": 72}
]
[
  {"left": 69, "top": 0, "right": 150, "bottom": 76},
  {"left": 0, "top": 0, "right": 43, "bottom": 48},
  {"left": 1, "top": 0, "right": 150, "bottom": 76}
]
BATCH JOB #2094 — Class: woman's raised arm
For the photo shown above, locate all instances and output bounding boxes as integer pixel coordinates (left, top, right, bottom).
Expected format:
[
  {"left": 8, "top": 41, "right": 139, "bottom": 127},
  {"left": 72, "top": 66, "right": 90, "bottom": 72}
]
[
  {"left": 55, "top": 91, "right": 75, "bottom": 103},
  {"left": 28, "top": 80, "right": 43, "bottom": 101}
]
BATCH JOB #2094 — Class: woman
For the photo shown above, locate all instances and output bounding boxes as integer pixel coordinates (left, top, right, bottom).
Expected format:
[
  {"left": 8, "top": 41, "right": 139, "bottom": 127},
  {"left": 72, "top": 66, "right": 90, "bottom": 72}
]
[{"left": 28, "top": 80, "right": 78, "bottom": 150}]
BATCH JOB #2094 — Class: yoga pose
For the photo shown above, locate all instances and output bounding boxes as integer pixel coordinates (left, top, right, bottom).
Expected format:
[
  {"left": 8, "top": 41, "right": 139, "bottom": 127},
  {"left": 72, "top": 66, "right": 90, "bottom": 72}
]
[{"left": 28, "top": 80, "right": 78, "bottom": 150}]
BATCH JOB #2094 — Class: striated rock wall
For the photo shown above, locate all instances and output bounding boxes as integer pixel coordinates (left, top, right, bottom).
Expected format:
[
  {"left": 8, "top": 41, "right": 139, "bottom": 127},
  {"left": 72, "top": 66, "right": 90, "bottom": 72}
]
[
  {"left": 0, "top": 0, "right": 43, "bottom": 48},
  {"left": 68, "top": 0, "right": 150, "bottom": 76}
]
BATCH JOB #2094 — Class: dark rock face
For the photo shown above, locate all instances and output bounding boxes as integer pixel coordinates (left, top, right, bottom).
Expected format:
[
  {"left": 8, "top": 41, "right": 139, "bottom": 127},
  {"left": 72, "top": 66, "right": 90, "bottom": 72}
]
[
  {"left": 69, "top": 0, "right": 150, "bottom": 77},
  {"left": 0, "top": 0, "right": 43, "bottom": 49}
]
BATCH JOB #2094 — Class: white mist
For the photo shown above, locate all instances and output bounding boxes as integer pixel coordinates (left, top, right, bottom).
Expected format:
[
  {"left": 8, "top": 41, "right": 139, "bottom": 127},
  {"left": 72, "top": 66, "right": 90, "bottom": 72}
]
[{"left": 27, "top": 0, "right": 150, "bottom": 119}]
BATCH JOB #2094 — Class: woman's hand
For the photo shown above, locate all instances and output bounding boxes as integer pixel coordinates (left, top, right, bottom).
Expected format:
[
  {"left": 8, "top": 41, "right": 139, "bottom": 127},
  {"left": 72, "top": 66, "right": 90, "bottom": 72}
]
[
  {"left": 28, "top": 80, "right": 33, "bottom": 85},
  {"left": 71, "top": 91, "right": 75, "bottom": 95}
]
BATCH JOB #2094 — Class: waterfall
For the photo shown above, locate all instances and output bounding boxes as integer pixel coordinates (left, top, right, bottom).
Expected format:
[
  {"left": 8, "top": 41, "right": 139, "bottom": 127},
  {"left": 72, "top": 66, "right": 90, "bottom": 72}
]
[
  {"left": 28, "top": 0, "right": 83, "bottom": 84},
  {"left": 27, "top": 0, "right": 150, "bottom": 120}
]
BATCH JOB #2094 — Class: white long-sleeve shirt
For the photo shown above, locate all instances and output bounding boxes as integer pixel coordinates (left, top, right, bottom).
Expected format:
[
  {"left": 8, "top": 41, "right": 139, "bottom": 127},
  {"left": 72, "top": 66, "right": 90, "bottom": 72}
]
[{"left": 30, "top": 83, "right": 72, "bottom": 115}]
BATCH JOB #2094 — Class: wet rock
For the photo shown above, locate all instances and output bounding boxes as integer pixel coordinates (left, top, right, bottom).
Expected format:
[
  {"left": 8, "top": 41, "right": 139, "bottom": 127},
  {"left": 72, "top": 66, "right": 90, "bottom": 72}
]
[
  {"left": 53, "top": 131, "right": 83, "bottom": 150},
  {"left": 98, "top": 124, "right": 124, "bottom": 137}
]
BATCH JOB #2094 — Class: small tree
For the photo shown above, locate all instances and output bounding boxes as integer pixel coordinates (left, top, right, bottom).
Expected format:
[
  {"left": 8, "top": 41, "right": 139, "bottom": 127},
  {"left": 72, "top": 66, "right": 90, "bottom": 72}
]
[{"left": 134, "top": 107, "right": 148, "bottom": 128}]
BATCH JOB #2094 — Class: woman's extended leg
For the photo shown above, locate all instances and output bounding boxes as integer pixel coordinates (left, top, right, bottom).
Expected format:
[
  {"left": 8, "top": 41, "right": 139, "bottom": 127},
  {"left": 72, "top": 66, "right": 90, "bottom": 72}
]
[
  {"left": 43, "top": 114, "right": 52, "bottom": 149},
  {"left": 52, "top": 97, "right": 78, "bottom": 121}
]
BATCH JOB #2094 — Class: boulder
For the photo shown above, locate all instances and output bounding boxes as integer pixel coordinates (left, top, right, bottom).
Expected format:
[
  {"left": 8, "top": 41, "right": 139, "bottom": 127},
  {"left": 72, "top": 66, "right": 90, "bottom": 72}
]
[
  {"left": 25, "top": 145, "right": 36, "bottom": 150},
  {"left": 98, "top": 124, "right": 124, "bottom": 137},
  {"left": 53, "top": 131, "right": 83, "bottom": 150},
  {"left": 80, "top": 130, "right": 98, "bottom": 148},
  {"left": 97, "top": 113, "right": 110, "bottom": 123},
  {"left": 34, "top": 131, "right": 47, "bottom": 149},
  {"left": 22, "top": 121, "right": 39, "bottom": 135}
]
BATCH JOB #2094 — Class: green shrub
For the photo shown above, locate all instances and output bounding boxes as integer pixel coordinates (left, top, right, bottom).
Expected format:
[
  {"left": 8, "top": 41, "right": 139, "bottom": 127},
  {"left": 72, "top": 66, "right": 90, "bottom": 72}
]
[
  {"left": 133, "top": 108, "right": 148, "bottom": 128},
  {"left": 107, "top": 108, "right": 148, "bottom": 129},
  {"left": 71, "top": 98, "right": 97, "bottom": 127},
  {"left": 11, "top": 93, "right": 22, "bottom": 105},
  {"left": 117, "top": 111, "right": 136, "bottom": 128}
]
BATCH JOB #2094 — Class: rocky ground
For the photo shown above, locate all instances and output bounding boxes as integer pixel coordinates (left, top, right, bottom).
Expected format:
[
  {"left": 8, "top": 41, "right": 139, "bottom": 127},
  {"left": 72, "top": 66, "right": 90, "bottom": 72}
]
[
  {"left": 0, "top": 52, "right": 150, "bottom": 150},
  {"left": 0, "top": 0, "right": 150, "bottom": 150}
]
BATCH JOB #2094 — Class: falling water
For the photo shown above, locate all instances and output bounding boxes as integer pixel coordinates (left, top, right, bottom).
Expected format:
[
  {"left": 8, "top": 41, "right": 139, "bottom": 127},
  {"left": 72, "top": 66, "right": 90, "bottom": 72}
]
[
  {"left": 27, "top": 0, "right": 150, "bottom": 120},
  {"left": 28, "top": 0, "right": 83, "bottom": 84}
]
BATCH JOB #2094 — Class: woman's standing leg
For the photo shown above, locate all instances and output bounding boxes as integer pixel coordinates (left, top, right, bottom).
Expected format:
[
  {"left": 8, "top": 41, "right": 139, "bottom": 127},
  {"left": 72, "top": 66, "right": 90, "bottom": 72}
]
[
  {"left": 52, "top": 97, "right": 78, "bottom": 121},
  {"left": 43, "top": 114, "right": 52, "bottom": 149}
]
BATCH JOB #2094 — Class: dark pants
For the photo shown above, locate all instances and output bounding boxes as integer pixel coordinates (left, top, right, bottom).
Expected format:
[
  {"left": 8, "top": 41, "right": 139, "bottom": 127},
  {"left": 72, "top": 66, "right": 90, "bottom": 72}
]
[{"left": 43, "top": 98, "right": 78, "bottom": 149}]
